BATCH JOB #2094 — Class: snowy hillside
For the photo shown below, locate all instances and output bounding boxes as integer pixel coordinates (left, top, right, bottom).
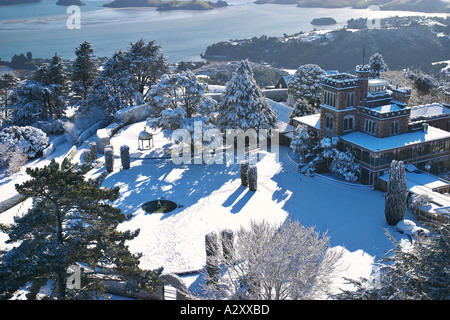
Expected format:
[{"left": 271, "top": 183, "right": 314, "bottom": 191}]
[{"left": 0, "top": 120, "right": 417, "bottom": 297}]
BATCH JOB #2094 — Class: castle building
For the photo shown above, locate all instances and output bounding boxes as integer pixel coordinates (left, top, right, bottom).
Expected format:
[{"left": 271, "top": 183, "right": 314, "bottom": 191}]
[{"left": 293, "top": 65, "right": 450, "bottom": 185}]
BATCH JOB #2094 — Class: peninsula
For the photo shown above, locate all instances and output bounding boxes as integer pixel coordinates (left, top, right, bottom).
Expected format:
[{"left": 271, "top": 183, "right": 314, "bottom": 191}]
[
  {"left": 103, "top": 0, "right": 228, "bottom": 11},
  {"left": 56, "top": 0, "right": 85, "bottom": 5},
  {"left": 0, "top": 0, "right": 41, "bottom": 6},
  {"left": 254, "top": 0, "right": 450, "bottom": 13}
]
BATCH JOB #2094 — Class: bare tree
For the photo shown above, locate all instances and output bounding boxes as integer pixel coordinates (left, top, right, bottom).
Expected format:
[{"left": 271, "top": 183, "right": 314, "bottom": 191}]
[{"left": 201, "top": 218, "right": 343, "bottom": 300}]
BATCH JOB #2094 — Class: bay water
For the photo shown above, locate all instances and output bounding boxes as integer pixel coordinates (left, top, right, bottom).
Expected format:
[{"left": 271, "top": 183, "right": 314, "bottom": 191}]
[{"left": 0, "top": 0, "right": 446, "bottom": 62}]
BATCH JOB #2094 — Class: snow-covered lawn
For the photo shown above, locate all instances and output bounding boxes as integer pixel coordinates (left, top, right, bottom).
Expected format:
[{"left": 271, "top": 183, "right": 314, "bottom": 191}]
[{"left": 0, "top": 120, "right": 416, "bottom": 297}]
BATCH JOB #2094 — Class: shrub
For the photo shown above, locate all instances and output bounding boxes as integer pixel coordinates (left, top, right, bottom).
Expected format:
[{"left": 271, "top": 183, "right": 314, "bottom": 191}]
[
  {"left": 104, "top": 147, "right": 114, "bottom": 172},
  {"left": 120, "top": 145, "right": 130, "bottom": 170},
  {"left": 240, "top": 161, "right": 249, "bottom": 186},
  {"left": 0, "top": 126, "right": 48, "bottom": 159},
  {"left": 248, "top": 164, "right": 257, "bottom": 191}
]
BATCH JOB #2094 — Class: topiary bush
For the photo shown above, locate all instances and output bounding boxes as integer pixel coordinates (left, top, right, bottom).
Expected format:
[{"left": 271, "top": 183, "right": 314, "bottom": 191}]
[
  {"left": 120, "top": 145, "right": 130, "bottom": 170},
  {"left": 248, "top": 164, "right": 257, "bottom": 191},
  {"left": 104, "top": 147, "right": 114, "bottom": 172}
]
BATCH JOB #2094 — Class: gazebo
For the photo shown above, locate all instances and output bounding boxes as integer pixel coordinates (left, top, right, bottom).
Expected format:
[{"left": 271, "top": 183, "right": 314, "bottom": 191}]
[{"left": 138, "top": 127, "right": 154, "bottom": 149}]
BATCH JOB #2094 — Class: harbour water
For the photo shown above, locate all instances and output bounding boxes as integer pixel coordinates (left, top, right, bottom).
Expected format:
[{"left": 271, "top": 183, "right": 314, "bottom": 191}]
[{"left": 0, "top": 0, "right": 447, "bottom": 62}]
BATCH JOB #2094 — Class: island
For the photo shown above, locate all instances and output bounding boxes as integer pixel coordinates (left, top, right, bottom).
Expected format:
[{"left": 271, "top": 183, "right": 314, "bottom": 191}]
[
  {"left": 103, "top": 0, "right": 228, "bottom": 11},
  {"left": 0, "top": 0, "right": 41, "bottom": 6},
  {"left": 311, "top": 17, "right": 337, "bottom": 26},
  {"left": 56, "top": 0, "right": 85, "bottom": 5}
]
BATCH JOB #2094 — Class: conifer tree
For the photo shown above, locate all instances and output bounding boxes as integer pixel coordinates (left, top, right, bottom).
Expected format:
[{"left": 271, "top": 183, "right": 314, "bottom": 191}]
[
  {"left": 72, "top": 41, "right": 98, "bottom": 101},
  {"left": 288, "top": 64, "right": 326, "bottom": 107},
  {"left": 12, "top": 53, "right": 67, "bottom": 125},
  {"left": 0, "top": 159, "right": 161, "bottom": 300},
  {"left": 217, "top": 60, "right": 277, "bottom": 131},
  {"left": 0, "top": 73, "right": 18, "bottom": 118},
  {"left": 369, "top": 53, "right": 388, "bottom": 79},
  {"left": 385, "top": 160, "right": 408, "bottom": 225}
]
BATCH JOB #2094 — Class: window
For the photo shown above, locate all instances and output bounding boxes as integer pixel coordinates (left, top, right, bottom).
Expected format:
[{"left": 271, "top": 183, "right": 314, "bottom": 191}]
[
  {"left": 365, "top": 119, "right": 376, "bottom": 135},
  {"left": 346, "top": 92, "right": 355, "bottom": 108},
  {"left": 344, "top": 116, "right": 355, "bottom": 131},
  {"left": 325, "top": 114, "right": 334, "bottom": 130},
  {"left": 323, "top": 90, "right": 336, "bottom": 107},
  {"left": 390, "top": 121, "right": 399, "bottom": 135}
]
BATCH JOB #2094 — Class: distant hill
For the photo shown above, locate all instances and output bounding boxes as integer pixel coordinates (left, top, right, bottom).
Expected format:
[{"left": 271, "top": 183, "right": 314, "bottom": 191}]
[
  {"left": 56, "top": 0, "right": 85, "bottom": 5},
  {"left": 254, "top": 0, "right": 450, "bottom": 13},
  {"left": 202, "top": 20, "right": 450, "bottom": 73},
  {"left": 0, "top": 0, "right": 42, "bottom": 6},
  {"left": 103, "top": 0, "right": 228, "bottom": 11}
]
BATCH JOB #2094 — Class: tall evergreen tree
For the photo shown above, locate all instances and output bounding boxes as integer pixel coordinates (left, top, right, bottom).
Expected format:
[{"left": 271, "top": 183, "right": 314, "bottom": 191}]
[
  {"left": 288, "top": 64, "right": 326, "bottom": 107},
  {"left": 0, "top": 159, "right": 161, "bottom": 300},
  {"left": 385, "top": 160, "right": 408, "bottom": 225},
  {"left": 124, "top": 38, "right": 169, "bottom": 101},
  {"left": 72, "top": 41, "right": 98, "bottom": 101},
  {"left": 83, "top": 39, "right": 169, "bottom": 117},
  {"left": 217, "top": 60, "right": 277, "bottom": 131},
  {"left": 0, "top": 73, "right": 18, "bottom": 118},
  {"left": 369, "top": 53, "right": 388, "bottom": 79},
  {"left": 11, "top": 53, "right": 68, "bottom": 125}
]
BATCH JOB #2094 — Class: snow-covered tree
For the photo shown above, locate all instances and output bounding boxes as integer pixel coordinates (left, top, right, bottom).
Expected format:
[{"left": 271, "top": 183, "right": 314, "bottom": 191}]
[
  {"left": 385, "top": 160, "right": 408, "bottom": 225},
  {"left": 0, "top": 125, "right": 48, "bottom": 159},
  {"left": 290, "top": 125, "right": 312, "bottom": 163},
  {"left": 330, "top": 149, "right": 360, "bottom": 182},
  {"left": 409, "top": 193, "right": 432, "bottom": 212},
  {"left": 11, "top": 54, "right": 68, "bottom": 125},
  {"left": 0, "top": 159, "right": 162, "bottom": 300},
  {"left": 369, "top": 53, "right": 388, "bottom": 79},
  {"left": 148, "top": 70, "right": 217, "bottom": 121},
  {"left": 216, "top": 60, "right": 277, "bottom": 131},
  {"left": 289, "top": 99, "right": 316, "bottom": 120},
  {"left": 82, "top": 39, "right": 168, "bottom": 118},
  {"left": 337, "top": 222, "right": 449, "bottom": 300},
  {"left": 124, "top": 38, "right": 169, "bottom": 100},
  {"left": 288, "top": 64, "right": 326, "bottom": 107},
  {"left": 0, "top": 72, "right": 18, "bottom": 119},
  {"left": 203, "top": 219, "right": 343, "bottom": 300},
  {"left": 72, "top": 41, "right": 98, "bottom": 101}
]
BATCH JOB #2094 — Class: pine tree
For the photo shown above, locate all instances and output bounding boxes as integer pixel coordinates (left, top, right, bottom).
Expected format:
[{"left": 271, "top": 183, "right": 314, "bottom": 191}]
[
  {"left": 385, "top": 160, "right": 408, "bottom": 225},
  {"left": 72, "top": 41, "right": 98, "bottom": 101},
  {"left": 288, "top": 99, "right": 316, "bottom": 120},
  {"left": 288, "top": 64, "right": 326, "bottom": 107},
  {"left": 124, "top": 38, "right": 169, "bottom": 101},
  {"left": 0, "top": 73, "right": 18, "bottom": 118},
  {"left": 290, "top": 125, "right": 311, "bottom": 163},
  {"left": 217, "top": 60, "right": 277, "bottom": 131},
  {"left": 0, "top": 159, "right": 161, "bottom": 300},
  {"left": 369, "top": 53, "right": 388, "bottom": 79},
  {"left": 11, "top": 53, "right": 67, "bottom": 125},
  {"left": 329, "top": 149, "right": 360, "bottom": 182}
]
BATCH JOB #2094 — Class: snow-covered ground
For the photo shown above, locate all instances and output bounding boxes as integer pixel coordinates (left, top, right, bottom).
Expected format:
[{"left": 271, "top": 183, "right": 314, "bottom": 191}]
[{"left": 0, "top": 120, "right": 417, "bottom": 297}]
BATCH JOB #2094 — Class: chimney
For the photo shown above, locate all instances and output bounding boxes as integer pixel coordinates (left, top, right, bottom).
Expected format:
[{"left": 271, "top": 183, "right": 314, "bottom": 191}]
[{"left": 423, "top": 123, "right": 428, "bottom": 133}]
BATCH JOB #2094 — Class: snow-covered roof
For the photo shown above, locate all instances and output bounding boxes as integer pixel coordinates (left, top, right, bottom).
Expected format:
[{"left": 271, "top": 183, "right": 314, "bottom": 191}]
[
  {"left": 409, "top": 103, "right": 450, "bottom": 120},
  {"left": 369, "top": 79, "right": 389, "bottom": 87},
  {"left": 341, "top": 125, "right": 450, "bottom": 152},
  {"left": 292, "top": 113, "right": 321, "bottom": 130},
  {"left": 379, "top": 170, "right": 450, "bottom": 207},
  {"left": 267, "top": 99, "right": 294, "bottom": 132},
  {"left": 371, "top": 104, "right": 403, "bottom": 113}
]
